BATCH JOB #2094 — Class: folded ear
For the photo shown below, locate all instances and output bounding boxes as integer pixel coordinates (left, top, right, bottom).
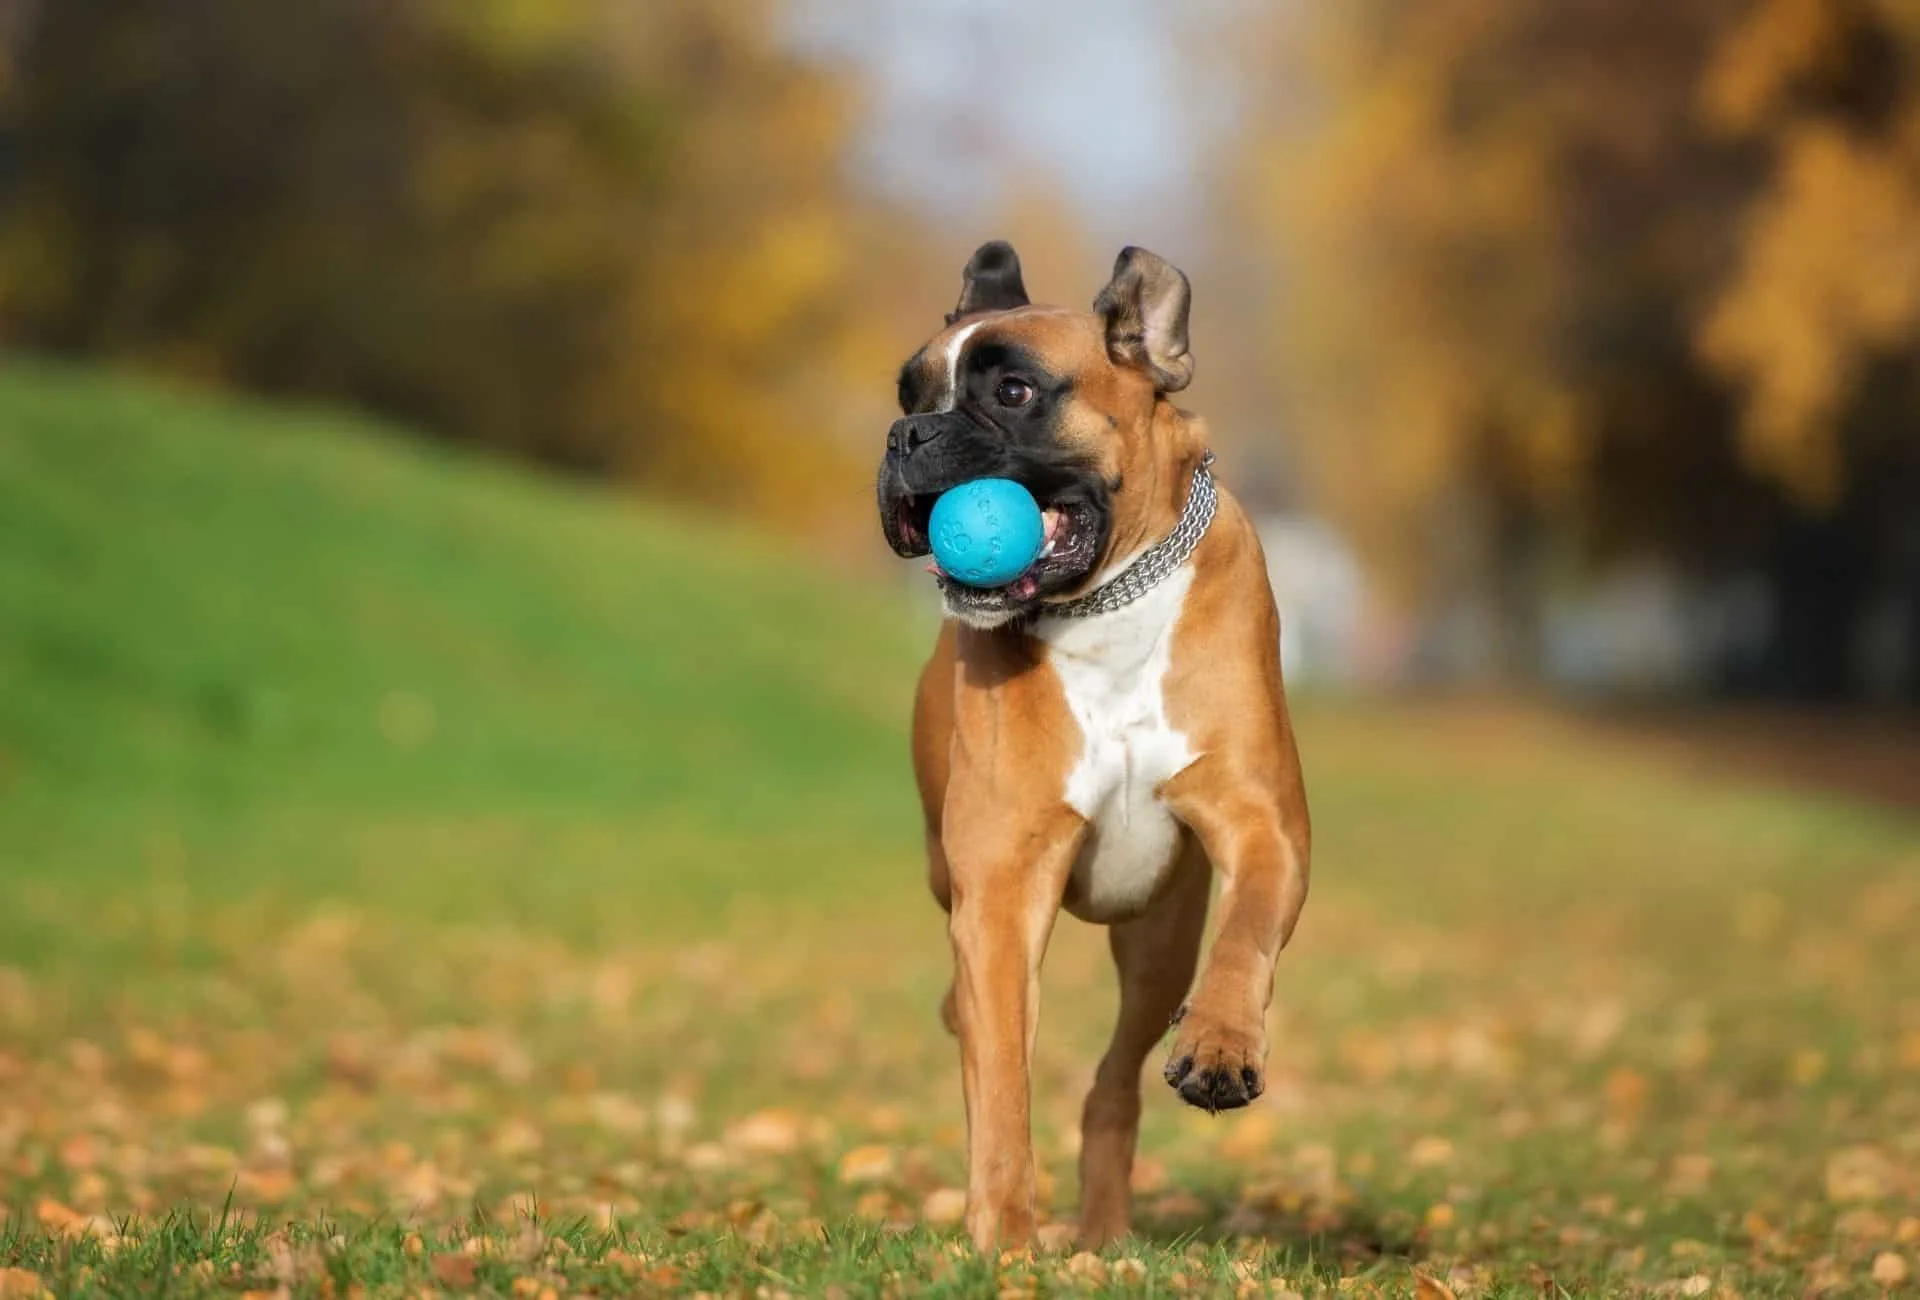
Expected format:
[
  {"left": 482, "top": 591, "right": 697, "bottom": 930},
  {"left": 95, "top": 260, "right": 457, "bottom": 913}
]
[
  {"left": 948, "top": 240, "right": 1030, "bottom": 323},
  {"left": 1093, "top": 245, "right": 1192, "bottom": 392}
]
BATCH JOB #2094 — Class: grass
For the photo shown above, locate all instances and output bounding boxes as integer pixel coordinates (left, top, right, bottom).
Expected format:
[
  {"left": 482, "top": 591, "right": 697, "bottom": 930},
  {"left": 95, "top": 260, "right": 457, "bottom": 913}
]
[{"left": 1, "top": 360, "right": 1917, "bottom": 1297}]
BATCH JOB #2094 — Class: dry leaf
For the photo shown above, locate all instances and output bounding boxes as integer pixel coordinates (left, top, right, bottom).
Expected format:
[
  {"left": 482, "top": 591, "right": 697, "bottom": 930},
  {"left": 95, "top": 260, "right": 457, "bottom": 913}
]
[
  {"left": 1604, "top": 1067, "right": 1649, "bottom": 1122},
  {"left": 0, "top": 1270, "right": 45, "bottom": 1300},
  {"left": 1413, "top": 1270, "right": 1459, "bottom": 1300},
  {"left": 431, "top": 1253, "right": 479, "bottom": 1289},
  {"left": 726, "top": 1108, "right": 804, "bottom": 1156},
  {"left": 1872, "top": 1253, "right": 1910, "bottom": 1287},
  {"left": 838, "top": 1144, "right": 895, "bottom": 1185},
  {"left": 1065, "top": 1252, "right": 1108, "bottom": 1284},
  {"left": 1112, "top": 1259, "right": 1148, "bottom": 1284},
  {"left": 1409, "top": 1136, "right": 1455, "bottom": 1168},
  {"left": 1827, "top": 1146, "right": 1896, "bottom": 1203},
  {"left": 921, "top": 1188, "right": 967, "bottom": 1225}
]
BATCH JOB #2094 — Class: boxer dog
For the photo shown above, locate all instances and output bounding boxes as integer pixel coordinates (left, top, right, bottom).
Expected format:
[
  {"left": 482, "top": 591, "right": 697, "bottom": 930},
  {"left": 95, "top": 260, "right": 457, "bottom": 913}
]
[{"left": 876, "top": 241, "right": 1312, "bottom": 1250}]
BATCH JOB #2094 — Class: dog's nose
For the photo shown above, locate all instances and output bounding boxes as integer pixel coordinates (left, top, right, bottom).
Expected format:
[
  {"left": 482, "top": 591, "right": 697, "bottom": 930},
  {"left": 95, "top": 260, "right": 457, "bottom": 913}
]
[{"left": 887, "top": 416, "right": 942, "bottom": 456}]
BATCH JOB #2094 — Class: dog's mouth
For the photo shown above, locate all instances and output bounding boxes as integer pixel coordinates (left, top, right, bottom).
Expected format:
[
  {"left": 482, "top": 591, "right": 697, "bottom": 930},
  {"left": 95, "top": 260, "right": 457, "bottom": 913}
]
[{"left": 892, "top": 490, "right": 1104, "bottom": 616}]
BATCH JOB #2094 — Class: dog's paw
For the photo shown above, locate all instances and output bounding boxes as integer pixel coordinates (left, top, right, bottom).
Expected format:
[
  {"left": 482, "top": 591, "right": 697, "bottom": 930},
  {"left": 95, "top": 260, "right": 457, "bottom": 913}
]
[{"left": 1163, "top": 1006, "right": 1264, "bottom": 1113}]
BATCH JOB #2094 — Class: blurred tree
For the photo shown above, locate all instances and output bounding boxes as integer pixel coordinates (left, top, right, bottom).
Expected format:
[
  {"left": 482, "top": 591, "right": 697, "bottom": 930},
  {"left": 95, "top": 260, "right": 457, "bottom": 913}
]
[
  {"left": 0, "top": 0, "right": 915, "bottom": 535},
  {"left": 1227, "top": 0, "right": 1920, "bottom": 699}
]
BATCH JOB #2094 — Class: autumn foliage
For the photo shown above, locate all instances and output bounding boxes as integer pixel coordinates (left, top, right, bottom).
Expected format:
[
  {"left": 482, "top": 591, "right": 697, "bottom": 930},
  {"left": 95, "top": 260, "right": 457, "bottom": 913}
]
[
  {"left": 1228, "top": 0, "right": 1920, "bottom": 698},
  {"left": 0, "top": 0, "right": 928, "bottom": 535}
]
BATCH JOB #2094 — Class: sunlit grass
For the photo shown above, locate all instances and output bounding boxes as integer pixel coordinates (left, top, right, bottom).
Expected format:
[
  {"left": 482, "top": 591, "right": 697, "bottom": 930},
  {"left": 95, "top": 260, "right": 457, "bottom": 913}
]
[{"left": 1, "top": 365, "right": 1916, "bottom": 1297}]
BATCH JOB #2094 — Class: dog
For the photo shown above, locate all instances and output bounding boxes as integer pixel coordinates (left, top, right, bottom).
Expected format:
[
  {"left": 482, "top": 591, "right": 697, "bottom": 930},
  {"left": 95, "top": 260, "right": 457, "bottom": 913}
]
[{"left": 876, "top": 241, "right": 1312, "bottom": 1250}]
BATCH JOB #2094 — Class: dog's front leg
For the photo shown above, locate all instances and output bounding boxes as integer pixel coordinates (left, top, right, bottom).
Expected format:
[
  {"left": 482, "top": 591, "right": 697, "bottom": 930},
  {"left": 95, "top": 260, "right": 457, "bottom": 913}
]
[
  {"left": 1159, "top": 769, "right": 1310, "bottom": 1111},
  {"left": 944, "top": 801, "right": 1082, "bottom": 1251}
]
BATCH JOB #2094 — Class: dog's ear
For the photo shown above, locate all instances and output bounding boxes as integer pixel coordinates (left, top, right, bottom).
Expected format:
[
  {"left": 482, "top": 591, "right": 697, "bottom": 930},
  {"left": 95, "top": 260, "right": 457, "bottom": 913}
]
[
  {"left": 1094, "top": 245, "right": 1193, "bottom": 393},
  {"left": 948, "top": 240, "right": 1030, "bottom": 323}
]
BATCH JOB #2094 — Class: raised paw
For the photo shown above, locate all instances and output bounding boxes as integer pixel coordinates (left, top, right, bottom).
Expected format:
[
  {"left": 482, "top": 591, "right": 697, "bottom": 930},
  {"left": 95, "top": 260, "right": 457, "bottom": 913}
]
[{"left": 1162, "top": 1006, "right": 1265, "bottom": 1113}]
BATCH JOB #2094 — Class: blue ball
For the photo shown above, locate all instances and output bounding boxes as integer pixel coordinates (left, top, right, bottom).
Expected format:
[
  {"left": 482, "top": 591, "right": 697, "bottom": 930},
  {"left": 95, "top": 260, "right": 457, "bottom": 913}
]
[{"left": 928, "top": 478, "right": 1045, "bottom": 588}]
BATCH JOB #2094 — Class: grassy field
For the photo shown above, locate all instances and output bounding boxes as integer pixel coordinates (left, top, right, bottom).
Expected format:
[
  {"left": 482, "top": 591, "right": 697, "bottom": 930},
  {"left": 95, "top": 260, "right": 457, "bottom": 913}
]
[{"left": 1, "top": 362, "right": 1916, "bottom": 1298}]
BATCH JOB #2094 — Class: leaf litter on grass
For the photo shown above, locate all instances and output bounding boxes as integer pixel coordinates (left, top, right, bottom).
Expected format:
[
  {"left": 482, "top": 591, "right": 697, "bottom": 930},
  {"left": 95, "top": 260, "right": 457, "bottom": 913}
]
[{"left": 3, "top": 717, "right": 1918, "bottom": 1296}]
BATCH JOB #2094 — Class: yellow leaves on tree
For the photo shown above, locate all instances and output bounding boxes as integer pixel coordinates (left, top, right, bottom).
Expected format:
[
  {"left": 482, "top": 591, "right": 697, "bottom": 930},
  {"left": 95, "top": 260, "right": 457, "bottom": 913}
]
[
  {"left": 1224, "top": 0, "right": 1920, "bottom": 638},
  {"left": 1696, "top": 0, "right": 1920, "bottom": 508}
]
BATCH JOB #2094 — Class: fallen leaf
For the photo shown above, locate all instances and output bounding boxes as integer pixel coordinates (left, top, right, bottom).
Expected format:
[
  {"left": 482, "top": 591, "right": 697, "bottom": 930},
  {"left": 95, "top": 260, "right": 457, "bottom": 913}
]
[
  {"left": 1409, "top": 1136, "right": 1454, "bottom": 1168},
  {"left": 1678, "top": 1276, "right": 1712, "bottom": 1297},
  {"left": 1827, "top": 1146, "right": 1896, "bottom": 1203},
  {"left": 838, "top": 1144, "right": 895, "bottom": 1185},
  {"left": 1604, "top": 1067, "right": 1649, "bottom": 1122},
  {"left": 1065, "top": 1252, "right": 1108, "bottom": 1284},
  {"left": 1413, "top": 1270, "right": 1459, "bottom": 1300},
  {"left": 1872, "top": 1253, "right": 1909, "bottom": 1287},
  {"left": 0, "top": 1269, "right": 45, "bottom": 1299},
  {"left": 726, "top": 1108, "right": 803, "bottom": 1156},
  {"left": 1112, "top": 1259, "right": 1148, "bottom": 1284},
  {"left": 431, "top": 1254, "right": 479, "bottom": 1289},
  {"left": 921, "top": 1188, "right": 967, "bottom": 1225},
  {"left": 1425, "top": 1203, "right": 1456, "bottom": 1230},
  {"left": 34, "top": 1199, "right": 99, "bottom": 1239}
]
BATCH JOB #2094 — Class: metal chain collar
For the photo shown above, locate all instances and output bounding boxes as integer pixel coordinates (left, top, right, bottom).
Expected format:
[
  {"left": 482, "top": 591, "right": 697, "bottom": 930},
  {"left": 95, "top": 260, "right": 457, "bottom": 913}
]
[{"left": 1044, "top": 451, "right": 1217, "bottom": 620}]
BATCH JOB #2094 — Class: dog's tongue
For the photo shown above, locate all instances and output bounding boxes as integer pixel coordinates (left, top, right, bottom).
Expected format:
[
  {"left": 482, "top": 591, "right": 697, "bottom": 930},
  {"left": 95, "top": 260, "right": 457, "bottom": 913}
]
[{"left": 1009, "top": 573, "right": 1041, "bottom": 600}]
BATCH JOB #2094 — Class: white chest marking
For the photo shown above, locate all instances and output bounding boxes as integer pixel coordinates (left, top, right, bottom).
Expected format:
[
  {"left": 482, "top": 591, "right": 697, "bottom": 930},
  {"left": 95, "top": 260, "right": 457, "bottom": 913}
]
[
  {"left": 934, "top": 320, "right": 986, "bottom": 413},
  {"left": 1037, "top": 563, "right": 1199, "bottom": 921}
]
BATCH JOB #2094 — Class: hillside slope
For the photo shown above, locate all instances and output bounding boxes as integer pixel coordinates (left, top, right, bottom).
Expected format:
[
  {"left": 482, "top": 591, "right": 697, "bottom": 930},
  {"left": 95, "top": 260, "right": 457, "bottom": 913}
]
[{"left": 0, "top": 362, "right": 926, "bottom": 935}]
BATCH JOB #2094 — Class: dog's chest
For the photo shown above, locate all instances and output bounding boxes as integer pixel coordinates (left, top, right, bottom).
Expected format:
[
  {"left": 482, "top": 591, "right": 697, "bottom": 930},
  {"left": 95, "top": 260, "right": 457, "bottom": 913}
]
[{"left": 1038, "top": 567, "right": 1198, "bottom": 922}]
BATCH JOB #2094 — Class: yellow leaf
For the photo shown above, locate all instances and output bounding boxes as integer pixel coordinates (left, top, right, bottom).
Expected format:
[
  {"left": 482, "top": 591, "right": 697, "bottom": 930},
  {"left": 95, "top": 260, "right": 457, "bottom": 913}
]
[
  {"left": 1827, "top": 1145, "right": 1895, "bottom": 1203},
  {"left": 920, "top": 1188, "right": 967, "bottom": 1225},
  {"left": 1413, "top": 1270, "right": 1459, "bottom": 1300},
  {"left": 0, "top": 1269, "right": 46, "bottom": 1299},
  {"left": 725, "top": 1108, "right": 804, "bottom": 1157},
  {"left": 836, "top": 1144, "right": 895, "bottom": 1185},
  {"left": 1872, "top": 1253, "right": 1910, "bottom": 1287}
]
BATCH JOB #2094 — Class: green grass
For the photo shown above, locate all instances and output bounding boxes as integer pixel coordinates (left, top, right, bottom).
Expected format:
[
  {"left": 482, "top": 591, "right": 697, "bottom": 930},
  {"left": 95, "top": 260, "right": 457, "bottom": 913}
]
[{"left": 1, "top": 361, "right": 1917, "bottom": 1297}]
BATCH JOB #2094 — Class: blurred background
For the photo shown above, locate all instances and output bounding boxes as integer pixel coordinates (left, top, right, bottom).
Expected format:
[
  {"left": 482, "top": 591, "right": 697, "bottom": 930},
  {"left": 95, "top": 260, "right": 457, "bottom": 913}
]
[
  {"left": 4, "top": 0, "right": 1917, "bottom": 707},
  {"left": 1, "top": 4, "right": 1918, "bottom": 1290}
]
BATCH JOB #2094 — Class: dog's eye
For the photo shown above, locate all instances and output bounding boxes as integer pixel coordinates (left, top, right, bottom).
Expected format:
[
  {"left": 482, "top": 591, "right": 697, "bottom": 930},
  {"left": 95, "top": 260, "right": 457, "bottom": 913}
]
[{"left": 995, "top": 377, "right": 1035, "bottom": 408}]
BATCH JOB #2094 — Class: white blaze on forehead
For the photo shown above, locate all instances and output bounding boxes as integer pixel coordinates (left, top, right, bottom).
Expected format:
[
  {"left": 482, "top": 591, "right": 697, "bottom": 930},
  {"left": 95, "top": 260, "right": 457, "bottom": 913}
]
[{"left": 933, "top": 319, "right": 989, "bottom": 413}]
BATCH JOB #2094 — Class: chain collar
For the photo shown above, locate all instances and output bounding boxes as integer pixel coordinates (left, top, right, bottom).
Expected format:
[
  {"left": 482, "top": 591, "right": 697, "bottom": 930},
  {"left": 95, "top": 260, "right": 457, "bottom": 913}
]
[{"left": 1043, "top": 451, "right": 1217, "bottom": 620}]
